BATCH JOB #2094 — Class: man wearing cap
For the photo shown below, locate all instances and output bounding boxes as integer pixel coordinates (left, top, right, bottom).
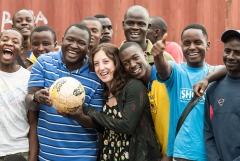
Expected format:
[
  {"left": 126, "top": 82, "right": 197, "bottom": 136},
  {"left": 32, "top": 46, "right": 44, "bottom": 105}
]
[{"left": 204, "top": 29, "right": 240, "bottom": 161}]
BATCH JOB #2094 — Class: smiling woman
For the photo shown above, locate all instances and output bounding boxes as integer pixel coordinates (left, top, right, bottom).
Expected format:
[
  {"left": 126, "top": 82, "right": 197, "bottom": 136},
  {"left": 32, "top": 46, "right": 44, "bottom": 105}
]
[{"left": 86, "top": 43, "right": 162, "bottom": 161}]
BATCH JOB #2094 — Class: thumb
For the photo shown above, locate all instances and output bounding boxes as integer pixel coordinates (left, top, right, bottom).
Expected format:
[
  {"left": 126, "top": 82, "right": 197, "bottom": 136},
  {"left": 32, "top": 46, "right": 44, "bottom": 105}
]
[{"left": 162, "top": 33, "right": 168, "bottom": 44}]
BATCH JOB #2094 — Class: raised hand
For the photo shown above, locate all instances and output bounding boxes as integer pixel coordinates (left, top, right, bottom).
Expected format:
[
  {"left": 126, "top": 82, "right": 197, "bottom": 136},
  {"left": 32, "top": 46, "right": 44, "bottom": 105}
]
[{"left": 151, "top": 33, "right": 168, "bottom": 57}]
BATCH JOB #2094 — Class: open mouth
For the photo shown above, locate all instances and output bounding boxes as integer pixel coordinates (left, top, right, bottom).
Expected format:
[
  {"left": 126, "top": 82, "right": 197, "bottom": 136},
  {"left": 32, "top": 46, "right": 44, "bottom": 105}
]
[
  {"left": 67, "top": 50, "right": 78, "bottom": 58},
  {"left": 3, "top": 48, "right": 13, "bottom": 59},
  {"left": 132, "top": 67, "right": 141, "bottom": 74},
  {"left": 100, "top": 71, "right": 109, "bottom": 77},
  {"left": 21, "top": 27, "right": 29, "bottom": 32},
  {"left": 130, "top": 32, "right": 140, "bottom": 38}
]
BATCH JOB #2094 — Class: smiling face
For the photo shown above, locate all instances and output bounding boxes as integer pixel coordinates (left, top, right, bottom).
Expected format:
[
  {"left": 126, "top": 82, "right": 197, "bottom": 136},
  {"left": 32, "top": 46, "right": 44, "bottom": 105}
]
[
  {"left": 0, "top": 30, "right": 23, "bottom": 65},
  {"left": 82, "top": 20, "right": 102, "bottom": 49},
  {"left": 61, "top": 26, "right": 89, "bottom": 67},
  {"left": 12, "top": 10, "right": 36, "bottom": 38},
  {"left": 93, "top": 49, "right": 115, "bottom": 87},
  {"left": 122, "top": 7, "right": 150, "bottom": 44},
  {"left": 31, "top": 31, "right": 56, "bottom": 58},
  {"left": 119, "top": 45, "right": 148, "bottom": 80},
  {"left": 223, "top": 37, "right": 240, "bottom": 77},
  {"left": 181, "top": 28, "right": 210, "bottom": 68},
  {"left": 98, "top": 18, "right": 113, "bottom": 43}
]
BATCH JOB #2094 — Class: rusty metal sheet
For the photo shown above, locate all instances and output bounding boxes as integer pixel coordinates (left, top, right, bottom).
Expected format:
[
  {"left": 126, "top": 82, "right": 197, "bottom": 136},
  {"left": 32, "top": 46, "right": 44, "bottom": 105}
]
[{"left": 1, "top": 0, "right": 239, "bottom": 65}]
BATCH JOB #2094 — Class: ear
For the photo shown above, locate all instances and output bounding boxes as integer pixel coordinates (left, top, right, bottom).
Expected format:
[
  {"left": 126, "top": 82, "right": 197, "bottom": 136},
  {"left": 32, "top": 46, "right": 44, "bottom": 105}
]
[
  {"left": 20, "top": 46, "right": 23, "bottom": 54},
  {"left": 61, "top": 36, "right": 64, "bottom": 44},
  {"left": 206, "top": 41, "right": 210, "bottom": 51},
  {"left": 122, "top": 21, "right": 125, "bottom": 30},
  {"left": 144, "top": 51, "right": 148, "bottom": 61},
  {"left": 54, "top": 41, "right": 58, "bottom": 48},
  {"left": 154, "top": 29, "right": 160, "bottom": 37}
]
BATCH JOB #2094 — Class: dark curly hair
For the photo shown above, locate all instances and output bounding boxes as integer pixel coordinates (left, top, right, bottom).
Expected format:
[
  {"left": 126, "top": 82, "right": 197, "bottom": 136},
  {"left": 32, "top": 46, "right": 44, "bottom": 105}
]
[{"left": 89, "top": 43, "right": 130, "bottom": 101}]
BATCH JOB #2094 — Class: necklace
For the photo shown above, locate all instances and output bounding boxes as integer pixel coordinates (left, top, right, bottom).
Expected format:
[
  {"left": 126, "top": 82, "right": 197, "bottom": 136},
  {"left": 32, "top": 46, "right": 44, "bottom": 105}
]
[{"left": 108, "top": 95, "right": 114, "bottom": 99}]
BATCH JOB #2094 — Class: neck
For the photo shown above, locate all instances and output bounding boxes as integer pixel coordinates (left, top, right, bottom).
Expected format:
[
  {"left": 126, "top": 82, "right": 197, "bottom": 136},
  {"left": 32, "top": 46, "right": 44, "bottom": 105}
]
[
  {"left": 142, "top": 64, "right": 152, "bottom": 85},
  {"left": 0, "top": 63, "right": 20, "bottom": 73},
  {"left": 139, "top": 39, "right": 148, "bottom": 51},
  {"left": 65, "top": 59, "right": 86, "bottom": 72}
]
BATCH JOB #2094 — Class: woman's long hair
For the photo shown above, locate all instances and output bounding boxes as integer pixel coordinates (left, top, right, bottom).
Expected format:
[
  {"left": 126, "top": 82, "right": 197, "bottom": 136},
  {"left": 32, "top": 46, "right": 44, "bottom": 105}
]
[{"left": 89, "top": 43, "right": 130, "bottom": 101}]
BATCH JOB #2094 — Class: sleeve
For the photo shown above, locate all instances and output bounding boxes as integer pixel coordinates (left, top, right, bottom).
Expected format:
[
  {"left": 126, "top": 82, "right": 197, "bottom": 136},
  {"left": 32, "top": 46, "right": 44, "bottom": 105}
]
[
  {"left": 204, "top": 88, "right": 222, "bottom": 161},
  {"left": 86, "top": 79, "right": 148, "bottom": 135},
  {"left": 156, "top": 61, "right": 176, "bottom": 88},
  {"left": 28, "top": 56, "right": 45, "bottom": 88},
  {"left": 85, "top": 83, "right": 104, "bottom": 112}
]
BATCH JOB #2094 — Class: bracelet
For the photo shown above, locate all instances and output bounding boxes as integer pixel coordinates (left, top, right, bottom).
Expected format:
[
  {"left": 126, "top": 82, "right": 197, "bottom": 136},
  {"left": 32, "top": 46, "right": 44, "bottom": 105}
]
[{"left": 32, "top": 92, "right": 40, "bottom": 104}]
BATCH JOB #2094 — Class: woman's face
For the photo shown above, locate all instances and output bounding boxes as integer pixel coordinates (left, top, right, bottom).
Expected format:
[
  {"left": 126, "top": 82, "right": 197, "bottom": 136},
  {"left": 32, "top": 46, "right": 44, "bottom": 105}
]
[{"left": 93, "top": 49, "right": 116, "bottom": 87}]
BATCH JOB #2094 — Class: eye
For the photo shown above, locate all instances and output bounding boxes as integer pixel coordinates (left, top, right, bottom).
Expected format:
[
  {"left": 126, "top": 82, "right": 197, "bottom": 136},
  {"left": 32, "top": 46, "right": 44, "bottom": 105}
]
[
  {"left": 108, "top": 26, "right": 112, "bottom": 30},
  {"left": 94, "top": 62, "right": 99, "bottom": 66},
  {"left": 123, "top": 62, "right": 129, "bottom": 67},
  {"left": 32, "top": 42, "right": 40, "bottom": 46},
  {"left": 224, "top": 49, "right": 231, "bottom": 54},
  {"left": 234, "top": 51, "right": 240, "bottom": 56},
  {"left": 133, "top": 56, "right": 139, "bottom": 60},
  {"left": 13, "top": 40, "right": 19, "bottom": 44},
  {"left": 126, "top": 21, "right": 133, "bottom": 26},
  {"left": 137, "top": 22, "right": 145, "bottom": 27},
  {"left": 195, "top": 41, "right": 202, "bottom": 45},
  {"left": 183, "top": 42, "right": 190, "bottom": 46},
  {"left": 43, "top": 42, "right": 51, "bottom": 46}
]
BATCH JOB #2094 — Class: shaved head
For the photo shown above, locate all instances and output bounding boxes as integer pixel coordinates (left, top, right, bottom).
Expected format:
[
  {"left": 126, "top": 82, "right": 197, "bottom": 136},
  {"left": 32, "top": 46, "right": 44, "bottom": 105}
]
[{"left": 124, "top": 5, "right": 149, "bottom": 20}]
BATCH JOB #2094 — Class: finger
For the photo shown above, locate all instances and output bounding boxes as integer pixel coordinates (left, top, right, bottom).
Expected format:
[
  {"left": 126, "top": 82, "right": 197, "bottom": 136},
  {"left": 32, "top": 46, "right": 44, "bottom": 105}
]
[
  {"left": 162, "top": 33, "right": 168, "bottom": 44},
  {"left": 193, "top": 85, "right": 202, "bottom": 97}
]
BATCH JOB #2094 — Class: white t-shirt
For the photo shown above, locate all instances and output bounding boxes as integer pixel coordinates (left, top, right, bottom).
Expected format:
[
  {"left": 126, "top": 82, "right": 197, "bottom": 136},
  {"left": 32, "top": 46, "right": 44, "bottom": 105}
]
[{"left": 0, "top": 67, "right": 30, "bottom": 156}]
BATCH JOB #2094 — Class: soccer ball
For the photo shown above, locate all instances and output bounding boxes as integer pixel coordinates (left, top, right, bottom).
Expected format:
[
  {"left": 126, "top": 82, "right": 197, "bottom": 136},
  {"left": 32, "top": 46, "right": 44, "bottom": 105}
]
[{"left": 49, "top": 77, "right": 85, "bottom": 112}]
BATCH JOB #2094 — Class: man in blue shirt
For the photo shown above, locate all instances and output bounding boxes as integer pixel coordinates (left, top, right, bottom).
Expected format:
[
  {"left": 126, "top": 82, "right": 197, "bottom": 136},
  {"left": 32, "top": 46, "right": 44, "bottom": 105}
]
[
  {"left": 25, "top": 23, "right": 104, "bottom": 161},
  {"left": 151, "top": 23, "right": 219, "bottom": 161}
]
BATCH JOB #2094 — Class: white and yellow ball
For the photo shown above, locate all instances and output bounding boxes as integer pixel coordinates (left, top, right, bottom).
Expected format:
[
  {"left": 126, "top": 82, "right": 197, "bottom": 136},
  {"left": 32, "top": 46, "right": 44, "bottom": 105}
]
[{"left": 49, "top": 77, "right": 85, "bottom": 112}]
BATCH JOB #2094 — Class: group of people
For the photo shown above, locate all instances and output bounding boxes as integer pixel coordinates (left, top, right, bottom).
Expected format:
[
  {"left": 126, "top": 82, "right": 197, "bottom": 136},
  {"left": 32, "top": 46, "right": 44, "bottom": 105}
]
[{"left": 0, "top": 4, "right": 239, "bottom": 161}]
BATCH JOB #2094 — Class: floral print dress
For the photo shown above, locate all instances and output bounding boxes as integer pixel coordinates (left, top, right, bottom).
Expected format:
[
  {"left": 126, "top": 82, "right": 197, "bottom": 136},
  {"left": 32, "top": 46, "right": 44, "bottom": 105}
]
[{"left": 100, "top": 104, "right": 130, "bottom": 161}]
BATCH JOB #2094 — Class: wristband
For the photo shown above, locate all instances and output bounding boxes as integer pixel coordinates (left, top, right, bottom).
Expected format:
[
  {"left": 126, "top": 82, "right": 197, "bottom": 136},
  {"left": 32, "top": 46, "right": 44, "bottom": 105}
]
[{"left": 32, "top": 92, "right": 40, "bottom": 104}]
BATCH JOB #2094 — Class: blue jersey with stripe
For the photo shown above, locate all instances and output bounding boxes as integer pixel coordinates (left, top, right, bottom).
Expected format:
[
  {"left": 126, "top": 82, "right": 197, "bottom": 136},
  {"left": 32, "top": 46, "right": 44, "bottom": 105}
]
[{"left": 28, "top": 51, "right": 104, "bottom": 161}]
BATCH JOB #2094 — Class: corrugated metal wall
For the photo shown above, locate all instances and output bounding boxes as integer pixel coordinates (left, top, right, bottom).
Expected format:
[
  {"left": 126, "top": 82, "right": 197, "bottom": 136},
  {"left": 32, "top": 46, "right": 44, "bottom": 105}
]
[{"left": 1, "top": 0, "right": 239, "bottom": 65}]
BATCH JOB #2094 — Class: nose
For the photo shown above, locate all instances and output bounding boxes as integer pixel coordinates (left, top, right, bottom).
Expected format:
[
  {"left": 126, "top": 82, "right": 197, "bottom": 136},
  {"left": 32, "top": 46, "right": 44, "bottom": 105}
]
[
  {"left": 21, "top": 19, "right": 28, "bottom": 25},
  {"left": 227, "top": 51, "right": 235, "bottom": 59},
  {"left": 38, "top": 44, "right": 44, "bottom": 51},
  {"left": 71, "top": 41, "right": 78, "bottom": 48},
  {"left": 4, "top": 40, "right": 14, "bottom": 46},
  {"left": 99, "top": 62, "right": 105, "bottom": 70},
  {"left": 189, "top": 43, "right": 196, "bottom": 50},
  {"left": 129, "top": 60, "right": 136, "bottom": 69},
  {"left": 132, "top": 23, "right": 139, "bottom": 29}
]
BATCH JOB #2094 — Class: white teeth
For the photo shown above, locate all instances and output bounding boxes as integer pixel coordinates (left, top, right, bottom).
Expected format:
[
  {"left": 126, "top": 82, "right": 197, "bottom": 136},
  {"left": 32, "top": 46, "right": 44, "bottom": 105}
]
[
  {"left": 101, "top": 72, "right": 108, "bottom": 76},
  {"left": 4, "top": 49, "right": 12, "bottom": 52},
  {"left": 133, "top": 68, "right": 140, "bottom": 73},
  {"left": 21, "top": 28, "right": 28, "bottom": 31},
  {"left": 131, "top": 33, "right": 140, "bottom": 35},
  {"left": 189, "top": 53, "right": 198, "bottom": 56},
  {"left": 68, "top": 50, "right": 77, "bottom": 54}
]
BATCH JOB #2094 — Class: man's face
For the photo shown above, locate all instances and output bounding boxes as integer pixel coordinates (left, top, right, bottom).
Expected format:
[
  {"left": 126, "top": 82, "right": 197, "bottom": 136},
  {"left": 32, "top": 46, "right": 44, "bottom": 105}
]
[
  {"left": 146, "top": 18, "right": 156, "bottom": 44},
  {"left": 122, "top": 9, "right": 150, "bottom": 44},
  {"left": 0, "top": 30, "right": 23, "bottom": 65},
  {"left": 181, "top": 28, "right": 210, "bottom": 68},
  {"left": 31, "top": 31, "right": 56, "bottom": 58},
  {"left": 98, "top": 18, "right": 113, "bottom": 43},
  {"left": 223, "top": 37, "right": 240, "bottom": 77},
  {"left": 12, "top": 10, "right": 36, "bottom": 38},
  {"left": 82, "top": 20, "right": 102, "bottom": 49},
  {"left": 61, "top": 26, "right": 89, "bottom": 65},
  {"left": 119, "top": 45, "right": 148, "bottom": 80}
]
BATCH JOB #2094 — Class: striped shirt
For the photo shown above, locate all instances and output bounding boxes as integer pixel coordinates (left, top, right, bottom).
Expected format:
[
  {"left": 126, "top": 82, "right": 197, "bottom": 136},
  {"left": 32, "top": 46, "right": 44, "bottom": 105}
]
[{"left": 28, "top": 51, "right": 104, "bottom": 161}]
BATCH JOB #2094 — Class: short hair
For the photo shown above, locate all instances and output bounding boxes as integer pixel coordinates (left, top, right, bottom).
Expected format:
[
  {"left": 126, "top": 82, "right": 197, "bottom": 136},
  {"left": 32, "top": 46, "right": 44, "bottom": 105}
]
[
  {"left": 181, "top": 23, "right": 208, "bottom": 40},
  {"left": 64, "top": 23, "right": 91, "bottom": 44},
  {"left": 94, "top": 14, "right": 108, "bottom": 19},
  {"left": 30, "top": 25, "right": 57, "bottom": 42},
  {"left": 81, "top": 16, "right": 101, "bottom": 23},
  {"left": 12, "top": 9, "right": 34, "bottom": 23},
  {"left": 0, "top": 28, "right": 24, "bottom": 46},
  {"left": 150, "top": 16, "right": 168, "bottom": 36},
  {"left": 89, "top": 43, "right": 129, "bottom": 101},
  {"left": 124, "top": 5, "right": 149, "bottom": 20},
  {"left": 119, "top": 41, "right": 143, "bottom": 54}
]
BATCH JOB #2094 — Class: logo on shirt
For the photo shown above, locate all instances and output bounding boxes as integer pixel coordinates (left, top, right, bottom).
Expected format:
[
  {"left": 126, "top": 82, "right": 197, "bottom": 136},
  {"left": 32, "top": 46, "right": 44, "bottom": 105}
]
[
  {"left": 180, "top": 88, "right": 205, "bottom": 104},
  {"left": 218, "top": 98, "right": 224, "bottom": 106}
]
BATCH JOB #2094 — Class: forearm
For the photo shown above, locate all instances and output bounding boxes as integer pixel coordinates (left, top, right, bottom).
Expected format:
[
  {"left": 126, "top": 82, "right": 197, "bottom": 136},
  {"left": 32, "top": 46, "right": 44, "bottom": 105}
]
[
  {"left": 25, "top": 93, "right": 40, "bottom": 111},
  {"left": 154, "top": 54, "right": 172, "bottom": 80},
  {"left": 76, "top": 114, "right": 100, "bottom": 128},
  {"left": 207, "top": 66, "right": 227, "bottom": 83},
  {"left": 28, "top": 111, "right": 39, "bottom": 161}
]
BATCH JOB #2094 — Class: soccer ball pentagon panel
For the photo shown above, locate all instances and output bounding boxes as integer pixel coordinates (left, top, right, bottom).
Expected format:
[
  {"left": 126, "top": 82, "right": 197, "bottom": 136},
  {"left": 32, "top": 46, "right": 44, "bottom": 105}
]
[{"left": 49, "top": 77, "right": 85, "bottom": 112}]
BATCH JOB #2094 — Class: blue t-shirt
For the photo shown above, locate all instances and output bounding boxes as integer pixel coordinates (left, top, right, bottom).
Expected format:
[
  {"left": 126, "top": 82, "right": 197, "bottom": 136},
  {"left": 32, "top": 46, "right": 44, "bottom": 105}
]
[
  {"left": 28, "top": 51, "right": 104, "bottom": 161},
  {"left": 157, "top": 62, "right": 219, "bottom": 160}
]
